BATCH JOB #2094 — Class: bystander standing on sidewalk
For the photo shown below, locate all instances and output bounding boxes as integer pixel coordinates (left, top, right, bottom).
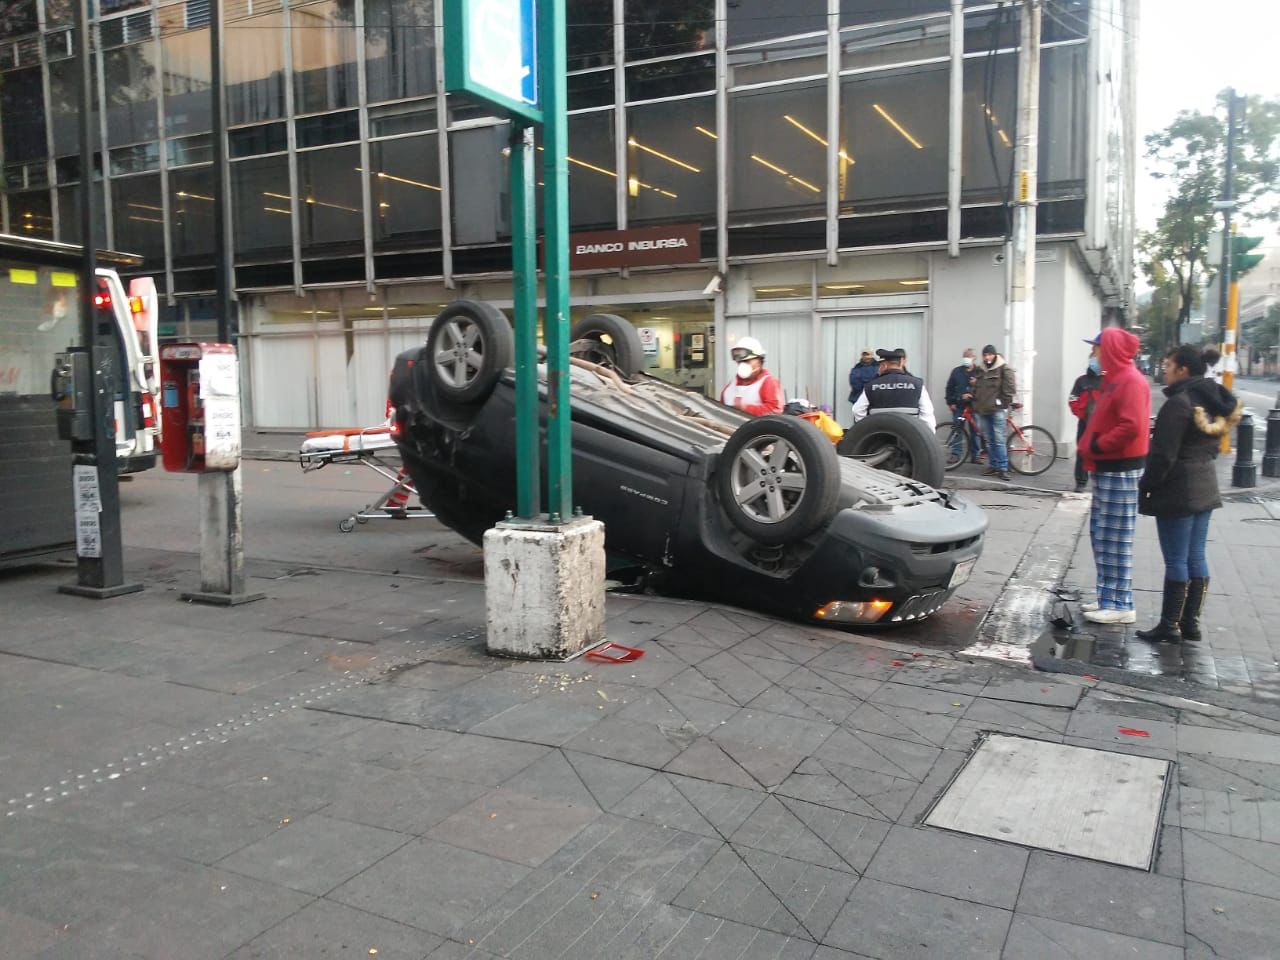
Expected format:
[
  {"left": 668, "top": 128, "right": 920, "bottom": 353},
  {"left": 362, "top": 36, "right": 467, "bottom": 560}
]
[
  {"left": 1134, "top": 344, "right": 1242, "bottom": 642},
  {"left": 1069, "top": 338, "right": 1104, "bottom": 492},
  {"left": 972, "top": 345, "right": 1016, "bottom": 481},
  {"left": 847, "top": 349, "right": 879, "bottom": 410},
  {"left": 1079, "top": 327, "right": 1151, "bottom": 625}
]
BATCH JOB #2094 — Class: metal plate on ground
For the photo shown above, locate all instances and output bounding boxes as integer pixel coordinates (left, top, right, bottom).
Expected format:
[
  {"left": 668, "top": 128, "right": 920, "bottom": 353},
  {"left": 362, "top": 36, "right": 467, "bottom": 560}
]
[{"left": 924, "top": 733, "right": 1170, "bottom": 870}]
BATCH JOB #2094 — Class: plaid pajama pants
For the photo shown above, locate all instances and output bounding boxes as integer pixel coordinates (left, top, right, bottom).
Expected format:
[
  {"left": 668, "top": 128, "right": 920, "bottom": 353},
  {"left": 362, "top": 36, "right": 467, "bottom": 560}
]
[{"left": 1089, "top": 469, "right": 1143, "bottom": 610}]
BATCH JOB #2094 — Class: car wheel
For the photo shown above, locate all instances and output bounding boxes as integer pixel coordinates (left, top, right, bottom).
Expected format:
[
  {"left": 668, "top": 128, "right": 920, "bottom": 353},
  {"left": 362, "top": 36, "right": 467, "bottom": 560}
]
[
  {"left": 569, "top": 314, "right": 645, "bottom": 377},
  {"left": 717, "top": 415, "right": 841, "bottom": 545},
  {"left": 838, "top": 414, "right": 945, "bottom": 488},
  {"left": 425, "top": 300, "right": 514, "bottom": 404}
]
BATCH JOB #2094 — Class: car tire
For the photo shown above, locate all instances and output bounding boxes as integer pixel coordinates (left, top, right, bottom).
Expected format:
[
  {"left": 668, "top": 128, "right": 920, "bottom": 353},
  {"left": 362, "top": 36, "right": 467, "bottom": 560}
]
[
  {"left": 424, "top": 300, "right": 513, "bottom": 404},
  {"left": 569, "top": 314, "right": 645, "bottom": 377},
  {"left": 838, "top": 414, "right": 945, "bottom": 488},
  {"left": 717, "top": 415, "right": 841, "bottom": 545}
]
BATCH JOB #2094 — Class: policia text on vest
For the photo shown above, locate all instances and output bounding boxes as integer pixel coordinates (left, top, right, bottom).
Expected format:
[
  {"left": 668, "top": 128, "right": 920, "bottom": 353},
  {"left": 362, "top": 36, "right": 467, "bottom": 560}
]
[{"left": 851, "top": 370, "right": 937, "bottom": 429}]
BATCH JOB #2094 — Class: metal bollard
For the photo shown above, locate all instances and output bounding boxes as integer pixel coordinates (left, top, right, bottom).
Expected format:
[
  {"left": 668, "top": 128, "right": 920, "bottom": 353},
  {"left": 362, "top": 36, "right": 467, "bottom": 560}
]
[
  {"left": 1264, "top": 403, "right": 1280, "bottom": 479},
  {"left": 1232, "top": 412, "right": 1257, "bottom": 488}
]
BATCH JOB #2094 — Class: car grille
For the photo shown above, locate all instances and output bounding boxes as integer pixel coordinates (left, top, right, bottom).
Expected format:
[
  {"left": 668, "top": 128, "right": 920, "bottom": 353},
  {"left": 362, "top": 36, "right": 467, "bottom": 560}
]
[
  {"left": 909, "top": 534, "right": 982, "bottom": 556},
  {"left": 889, "top": 590, "right": 950, "bottom": 622}
]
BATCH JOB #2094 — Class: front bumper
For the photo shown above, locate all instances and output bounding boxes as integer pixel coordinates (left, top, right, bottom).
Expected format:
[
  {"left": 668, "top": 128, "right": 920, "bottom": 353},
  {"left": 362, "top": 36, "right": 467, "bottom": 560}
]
[{"left": 793, "top": 493, "right": 988, "bottom": 625}]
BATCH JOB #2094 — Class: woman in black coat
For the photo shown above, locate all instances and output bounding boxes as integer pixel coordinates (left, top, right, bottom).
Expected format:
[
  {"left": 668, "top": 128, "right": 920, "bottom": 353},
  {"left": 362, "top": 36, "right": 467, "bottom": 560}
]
[{"left": 1136, "top": 345, "right": 1241, "bottom": 642}]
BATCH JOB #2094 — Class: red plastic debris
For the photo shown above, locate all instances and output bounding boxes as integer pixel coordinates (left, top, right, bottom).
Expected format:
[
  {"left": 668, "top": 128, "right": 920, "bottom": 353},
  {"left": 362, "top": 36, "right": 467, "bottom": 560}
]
[
  {"left": 1082, "top": 674, "right": 1098, "bottom": 681},
  {"left": 586, "top": 642, "right": 645, "bottom": 664},
  {"left": 890, "top": 660, "right": 905, "bottom": 667},
  {"left": 911, "top": 652, "right": 923, "bottom": 658},
  {"left": 1118, "top": 727, "right": 1150, "bottom": 738}
]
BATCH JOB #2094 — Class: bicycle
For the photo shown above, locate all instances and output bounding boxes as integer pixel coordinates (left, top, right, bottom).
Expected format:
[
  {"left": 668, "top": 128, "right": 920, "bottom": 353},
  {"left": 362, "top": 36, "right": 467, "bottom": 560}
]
[{"left": 934, "top": 403, "right": 1058, "bottom": 476}]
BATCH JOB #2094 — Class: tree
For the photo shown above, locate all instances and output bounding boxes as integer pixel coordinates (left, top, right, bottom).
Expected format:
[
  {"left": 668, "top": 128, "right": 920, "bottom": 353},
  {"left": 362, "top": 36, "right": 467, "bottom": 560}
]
[
  {"left": 1141, "top": 90, "right": 1280, "bottom": 337},
  {"left": 1136, "top": 254, "right": 1184, "bottom": 357}
]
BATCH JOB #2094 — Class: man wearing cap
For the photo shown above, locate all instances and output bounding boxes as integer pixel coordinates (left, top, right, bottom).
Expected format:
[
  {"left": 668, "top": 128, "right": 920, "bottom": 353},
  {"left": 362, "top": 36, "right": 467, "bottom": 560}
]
[
  {"left": 1068, "top": 335, "right": 1104, "bottom": 492},
  {"left": 847, "top": 349, "right": 879, "bottom": 407},
  {"left": 721, "top": 335, "right": 784, "bottom": 416},
  {"left": 972, "top": 344, "right": 1017, "bottom": 481},
  {"left": 851, "top": 348, "right": 936, "bottom": 429}
]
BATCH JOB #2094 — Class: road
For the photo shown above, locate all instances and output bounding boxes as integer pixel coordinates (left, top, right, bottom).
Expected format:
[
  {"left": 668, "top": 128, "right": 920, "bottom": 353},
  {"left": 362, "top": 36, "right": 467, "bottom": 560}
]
[{"left": 1232, "top": 374, "right": 1278, "bottom": 414}]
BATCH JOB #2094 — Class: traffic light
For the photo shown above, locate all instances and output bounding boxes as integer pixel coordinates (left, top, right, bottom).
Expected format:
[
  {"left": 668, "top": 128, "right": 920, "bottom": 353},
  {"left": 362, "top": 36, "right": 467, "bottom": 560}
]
[{"left": 1231, "top": 235, "right": 1265, "bottom": 280}]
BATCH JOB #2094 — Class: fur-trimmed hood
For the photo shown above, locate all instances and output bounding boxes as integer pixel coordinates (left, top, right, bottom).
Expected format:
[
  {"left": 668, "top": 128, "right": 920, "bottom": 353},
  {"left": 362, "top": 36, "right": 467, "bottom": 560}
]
[{"left": 1167, "top": 376, "right": 1241, "bottom": 437}]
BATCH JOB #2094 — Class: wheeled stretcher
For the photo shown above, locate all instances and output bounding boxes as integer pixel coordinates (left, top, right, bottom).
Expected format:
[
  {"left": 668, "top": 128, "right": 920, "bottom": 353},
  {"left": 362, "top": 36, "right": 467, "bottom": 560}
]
[{"left": 299, "top": 425, "right": 433, "bottom": 532}]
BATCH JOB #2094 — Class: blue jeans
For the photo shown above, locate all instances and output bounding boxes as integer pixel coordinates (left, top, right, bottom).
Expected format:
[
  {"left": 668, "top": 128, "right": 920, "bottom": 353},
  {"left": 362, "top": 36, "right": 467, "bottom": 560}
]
[
  {"left": 978, "top": 410, "right": 1008, "bottom": 472},
  {"left": 1155, "top": 511, "right": 1212, "bottom": 581}
]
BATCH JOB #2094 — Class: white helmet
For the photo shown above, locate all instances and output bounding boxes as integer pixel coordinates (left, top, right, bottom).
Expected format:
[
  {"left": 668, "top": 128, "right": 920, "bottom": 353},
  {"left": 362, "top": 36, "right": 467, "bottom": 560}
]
[{"left": 731, "top": 336, "right": 765, "bottom": 361}]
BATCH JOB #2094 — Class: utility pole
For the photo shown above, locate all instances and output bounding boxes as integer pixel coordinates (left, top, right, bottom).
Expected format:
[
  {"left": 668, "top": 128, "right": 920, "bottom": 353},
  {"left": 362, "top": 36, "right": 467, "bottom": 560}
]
[
  {"left": 1217, "top": 90, "right": 1240, "bottom": 453},
  {"left": 184, "top": 0, "right": 260, "bottom": 605},
  {"left": 1009, "top": 0, "right": 1041, "bottom": 419},
  {"left": 60, "top": 0, "right": 141, "bottom": 599}
]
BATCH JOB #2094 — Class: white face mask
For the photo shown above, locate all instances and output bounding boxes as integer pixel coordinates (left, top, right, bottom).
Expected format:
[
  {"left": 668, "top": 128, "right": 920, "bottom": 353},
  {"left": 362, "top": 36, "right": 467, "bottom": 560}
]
[
  {"left": 737, "top": 361, "right": 755, "bottom": 379},
  {"left": 962, "top": 357, "right": 974, "bottom": 368}
]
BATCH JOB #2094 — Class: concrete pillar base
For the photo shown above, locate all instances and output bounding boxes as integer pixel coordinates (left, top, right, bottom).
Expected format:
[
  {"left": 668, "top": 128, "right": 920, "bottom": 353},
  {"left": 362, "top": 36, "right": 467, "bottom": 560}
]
[{"left": 484, "top": 515, "right": 606, "bottom": 660}]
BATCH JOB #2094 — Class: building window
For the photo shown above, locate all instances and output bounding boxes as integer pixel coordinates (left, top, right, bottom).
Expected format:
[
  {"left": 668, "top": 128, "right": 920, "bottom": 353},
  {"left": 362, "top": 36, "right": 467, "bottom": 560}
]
[
  {"left": 109, "top": 142, "right": 161, "bottom": 175},
  {"left": 225, "top": 12, "right": 286, "bottom": 125},
  {"left": 170, "top": 166, "right": 216, "bottom": 267},
  {"left": 291, "top": 0, "right": 359, "bottom": 115},
  {"left": 729, "top": 82, "right": 826, "bottom": 222},
  {"left": 1039, "top": 44, "right": 1088, "bottom": 197},
  {"left": 371, "top": 133, "right": 443, "bottom": 249},
  {"left": 365, "top": 0, "right": 435, "bottom": 103},
  {"left": 624, "top": 0, "right": 712, "bottom": 61},
  {"left": 112, "top": 173, "right": 166, "bottom": 266},
  {"left": 728, "top": 0, "right": 825, "bottom": 48},
  {"left": 55, "top": 183, "right": 109, "bottom": 248},
  {"left": 0, "top": 68, "right": 46, "bottom": 164},
  {"left": 567, "top": 110, "right": 616, "bottom": 231},
  {"left": 161, "top": 28, "right": 212, "bottom": 136},
  {"left": 449, "top": 123, "right": 510, "bottom": 246},
  {"left": 839, "top": 14, "right": 950, "bottom": 73},
  {"left": 369, "top": 100, "right": 437, "bottom": 138},
  {"left": 103, "top": 42, "right": 162, "bottom": 145},
  {"left": 627, "top": 53, "right": 714, "bottom": 101},
  {"left": 838, "top": 62, "right": 949, "bottom": 213},
  {"left": 228, "top": 122, "right": 287, "bottom": 158},
  {"left": 231, "top": 154, "right": 293, "bottom": 260},
  {"left": 297, "top": 144, "right": 363, "bottom": 255},
  {"left": 961, "top": 50, "right": 1015, "bottom": 204},
  {"left": 567, "top": 0, "right": 612, "bottom": 71},
  {"left": 296, "top": 109, "right": 360, "bottom": 147},
  {"left": 626, "top": 97, "right": 715, "bottom": 226},
  {"left": 9, "top": 190, "right": 54, "bottom": 240},
  {"left": 840, "top": 0, "right": 948, "bottom": 27}
]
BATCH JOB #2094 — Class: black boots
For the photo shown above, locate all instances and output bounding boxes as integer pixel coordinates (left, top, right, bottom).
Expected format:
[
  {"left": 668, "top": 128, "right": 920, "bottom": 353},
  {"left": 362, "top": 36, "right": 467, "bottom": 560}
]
[
  {"left": 1181, "top": 577, "right": 1209, "bottom": 641},
  {"left": 1135, "top": 579, "right": 1189, "bottom": 643}
]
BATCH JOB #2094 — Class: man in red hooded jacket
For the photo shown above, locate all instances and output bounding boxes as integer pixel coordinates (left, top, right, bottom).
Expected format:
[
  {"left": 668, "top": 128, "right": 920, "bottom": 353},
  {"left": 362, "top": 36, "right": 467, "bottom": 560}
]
[{"left": 1077, "top": 327, "right": 1151, "bottom": 624}]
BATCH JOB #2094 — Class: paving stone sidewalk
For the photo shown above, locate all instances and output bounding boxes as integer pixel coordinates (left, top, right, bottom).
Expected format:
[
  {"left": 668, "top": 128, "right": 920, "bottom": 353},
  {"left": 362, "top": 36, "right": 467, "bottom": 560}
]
[{"left": 3, "top": 547, "right": 1280, "bottom": 959}]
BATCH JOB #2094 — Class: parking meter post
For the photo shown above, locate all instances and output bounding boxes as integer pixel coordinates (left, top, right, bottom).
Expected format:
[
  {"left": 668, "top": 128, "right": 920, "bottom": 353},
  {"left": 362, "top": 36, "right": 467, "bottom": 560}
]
[
  {"left": 510, "top": 123, "right": 541, "bottom": 520},
  {"left": 539, "top": 0, "right": 573, "bottom": 522},
  {"left": 1231, "top": 412, "right": 1257, "bottom": 488},
  {"left": 59, "top": 0, "right": 141, "bottom": 601}
]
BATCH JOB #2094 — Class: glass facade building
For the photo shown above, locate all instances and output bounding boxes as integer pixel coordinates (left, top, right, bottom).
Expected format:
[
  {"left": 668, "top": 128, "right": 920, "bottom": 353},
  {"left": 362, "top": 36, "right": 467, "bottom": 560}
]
[{"left": 1, "top": 0, "right": 1134, "bottom": 437}]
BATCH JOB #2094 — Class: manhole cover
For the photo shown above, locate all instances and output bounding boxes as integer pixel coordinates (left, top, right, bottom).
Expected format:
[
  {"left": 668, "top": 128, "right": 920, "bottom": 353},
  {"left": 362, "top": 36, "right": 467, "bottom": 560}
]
[{"left": 924, "top": 733, "right": 1170, "bottom": 870}]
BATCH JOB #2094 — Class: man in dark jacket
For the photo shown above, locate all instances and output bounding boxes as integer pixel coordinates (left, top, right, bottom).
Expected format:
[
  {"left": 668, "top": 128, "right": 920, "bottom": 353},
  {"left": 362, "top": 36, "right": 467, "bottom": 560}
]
[
  {"left": 971, "top": 345, "right": 1016, "bottom": 480},
  {"left": 847, "top": 350, "right": 878, "bottom": 407},
  {"left": 1068, "top": 337, "right": 1104, "bottom": 492},
  {"left": 1077, "top": 327, "right": 1151, "bottom": 625},
  {"left": 1134, "top": 345, "right": 1241, "bottom": 642},
  {"left": 945, "top": 348, "right": 976, "bottom": 413}
]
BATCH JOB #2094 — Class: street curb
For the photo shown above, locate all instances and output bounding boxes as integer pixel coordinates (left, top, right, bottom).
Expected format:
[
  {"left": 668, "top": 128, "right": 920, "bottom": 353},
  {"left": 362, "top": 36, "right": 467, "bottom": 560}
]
[{"left": 242, "top": 449, "right": 301, "bottom": 463}]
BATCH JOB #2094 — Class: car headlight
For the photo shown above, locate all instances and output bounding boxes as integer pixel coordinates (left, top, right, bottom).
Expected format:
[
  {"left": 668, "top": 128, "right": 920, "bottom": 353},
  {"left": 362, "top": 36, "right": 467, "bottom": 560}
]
[{"left": 814, "top": 599, "right": 893, "bottom": 624}]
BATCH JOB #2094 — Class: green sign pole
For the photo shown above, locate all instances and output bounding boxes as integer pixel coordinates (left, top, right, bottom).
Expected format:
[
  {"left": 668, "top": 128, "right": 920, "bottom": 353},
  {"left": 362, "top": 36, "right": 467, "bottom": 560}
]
[
  {"left": 510, "top": 123, "right": 541, "bottom": 519},
  {"left": 538, "top": 0, "right": 573, "bottom": 522}
]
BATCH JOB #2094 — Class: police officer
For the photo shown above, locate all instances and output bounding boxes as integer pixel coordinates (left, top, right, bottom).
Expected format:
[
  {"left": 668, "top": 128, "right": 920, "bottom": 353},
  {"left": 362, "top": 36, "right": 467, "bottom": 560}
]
[{"left": 851, "top": 348, "right": 937, "bottom": 430}]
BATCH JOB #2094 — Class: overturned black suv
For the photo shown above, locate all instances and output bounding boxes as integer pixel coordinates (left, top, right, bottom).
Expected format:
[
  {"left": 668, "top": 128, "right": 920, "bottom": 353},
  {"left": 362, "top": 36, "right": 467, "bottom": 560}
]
[{"left": 388, "top": 301, "right": 986, "bottom": 627}]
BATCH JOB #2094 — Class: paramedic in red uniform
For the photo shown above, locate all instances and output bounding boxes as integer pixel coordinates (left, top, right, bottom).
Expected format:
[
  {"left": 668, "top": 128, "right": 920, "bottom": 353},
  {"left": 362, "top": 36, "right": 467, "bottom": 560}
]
[{"left": 720, "top": 336, "right": 784, "bottom": 415}]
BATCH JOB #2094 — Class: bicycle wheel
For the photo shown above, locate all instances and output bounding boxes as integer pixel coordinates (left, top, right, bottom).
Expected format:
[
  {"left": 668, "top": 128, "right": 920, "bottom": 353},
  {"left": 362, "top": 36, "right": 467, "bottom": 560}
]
[
  {"left": 1007, "top": 424, "right": 1058, "bottom": 476},
  {"left": 934, "top": 422, "right": 969, "bottom": 471}
]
